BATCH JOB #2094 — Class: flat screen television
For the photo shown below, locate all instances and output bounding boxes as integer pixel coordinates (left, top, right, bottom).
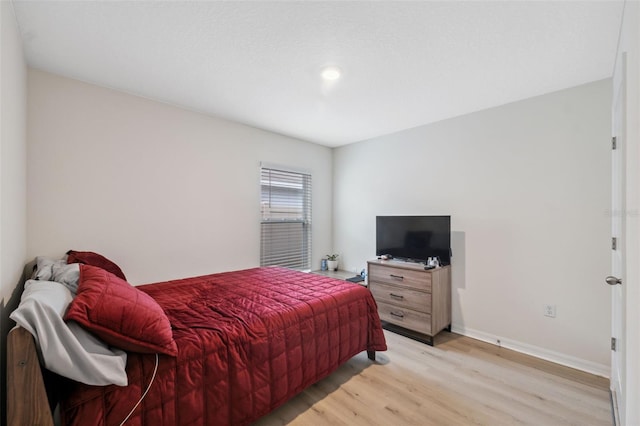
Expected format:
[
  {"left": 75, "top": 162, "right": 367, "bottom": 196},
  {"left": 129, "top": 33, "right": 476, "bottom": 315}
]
[{"left": 376, "top": 215, "right": 451, "bottom": 265}]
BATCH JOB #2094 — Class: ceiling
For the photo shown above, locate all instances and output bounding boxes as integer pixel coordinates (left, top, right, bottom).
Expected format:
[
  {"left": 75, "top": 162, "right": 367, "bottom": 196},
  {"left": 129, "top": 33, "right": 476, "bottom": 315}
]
[{"left": 11, "top": 1, "right": 624, "bottom": 147}]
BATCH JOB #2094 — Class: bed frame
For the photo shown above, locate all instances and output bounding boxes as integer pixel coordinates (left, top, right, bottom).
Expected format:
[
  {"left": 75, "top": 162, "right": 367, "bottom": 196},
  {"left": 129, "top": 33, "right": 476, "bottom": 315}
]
[
  {"left": 7, "top": 327, "right": 54, "bottom": 426},
  {"left": 7, "top": 259, "right": 54, "bottom": 426}
]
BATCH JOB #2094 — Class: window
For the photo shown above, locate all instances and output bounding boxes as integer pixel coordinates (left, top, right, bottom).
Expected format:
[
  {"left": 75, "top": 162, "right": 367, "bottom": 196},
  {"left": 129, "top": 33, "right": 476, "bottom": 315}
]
[{"left": 260, "top": 166, "right": 312, "bottom": 270}]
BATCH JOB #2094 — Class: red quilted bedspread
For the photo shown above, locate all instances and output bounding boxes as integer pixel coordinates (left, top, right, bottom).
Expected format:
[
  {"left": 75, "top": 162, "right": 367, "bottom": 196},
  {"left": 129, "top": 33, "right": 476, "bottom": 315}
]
[{"left": 60, "top": 267, "right": 387, "bottom": 425}]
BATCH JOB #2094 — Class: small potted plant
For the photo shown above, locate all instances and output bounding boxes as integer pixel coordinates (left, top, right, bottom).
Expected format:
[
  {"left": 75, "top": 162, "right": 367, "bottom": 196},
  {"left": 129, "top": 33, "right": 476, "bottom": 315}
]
[{"left": 326, "top": 254, "right": 339, "bottom": 271}]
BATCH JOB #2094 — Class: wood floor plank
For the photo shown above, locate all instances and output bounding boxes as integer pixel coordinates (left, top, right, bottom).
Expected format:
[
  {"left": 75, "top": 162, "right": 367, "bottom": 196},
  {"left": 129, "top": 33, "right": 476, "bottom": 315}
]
[{"left": 254, "top": 331, "right": 612, "bottom": 426}]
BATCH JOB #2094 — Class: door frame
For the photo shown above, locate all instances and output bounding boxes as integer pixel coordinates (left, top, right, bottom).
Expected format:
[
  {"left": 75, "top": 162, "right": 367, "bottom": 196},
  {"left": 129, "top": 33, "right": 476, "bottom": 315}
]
[{"left": 610, "top": 52, "right": 626, "bottom": 426}]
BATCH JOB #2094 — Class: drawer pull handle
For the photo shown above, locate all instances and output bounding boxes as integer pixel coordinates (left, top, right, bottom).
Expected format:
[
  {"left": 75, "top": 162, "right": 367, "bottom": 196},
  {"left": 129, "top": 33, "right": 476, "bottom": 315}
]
[
  {"left": 390, "top": 311, "right": 405, "bottom": 319},
  {"left": 389, "top": 293, "right": 404, "bottom": 300},
  {"left": 390, "top": 274, "right": 404, "bottom": 280}
]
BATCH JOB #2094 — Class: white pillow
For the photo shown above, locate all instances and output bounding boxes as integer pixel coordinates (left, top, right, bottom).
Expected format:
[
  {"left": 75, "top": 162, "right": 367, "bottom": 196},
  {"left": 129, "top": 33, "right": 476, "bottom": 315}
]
[
  {"left": 9, "top": 280, "right": 128, "bottom": 386},
  {"left": 33, "top": 257, "right": 80, "bottom": 295},
  {"left": 33, "top": 256, "right": 59, "bottom": 281},
  {"left": 51, "top": 262, "right": 80, "bottom": 295}
]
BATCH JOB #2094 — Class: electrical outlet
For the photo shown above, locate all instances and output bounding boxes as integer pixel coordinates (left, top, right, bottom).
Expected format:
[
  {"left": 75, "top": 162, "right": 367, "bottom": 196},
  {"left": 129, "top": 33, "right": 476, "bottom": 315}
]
[{"left": 544, "top": 304, "right": 556, "bottom": 318}]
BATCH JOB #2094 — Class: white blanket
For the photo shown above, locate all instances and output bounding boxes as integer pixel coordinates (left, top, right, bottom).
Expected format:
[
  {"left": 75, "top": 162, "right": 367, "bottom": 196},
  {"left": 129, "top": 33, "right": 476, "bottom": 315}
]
[{"left": 10, "top": 280, "right": 128, "bottom": 386}]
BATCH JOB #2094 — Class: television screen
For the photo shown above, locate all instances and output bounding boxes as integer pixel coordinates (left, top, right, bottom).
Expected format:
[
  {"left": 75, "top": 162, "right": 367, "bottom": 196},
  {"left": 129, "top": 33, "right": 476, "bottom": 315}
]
[{"left": 376, "top": 216, "right": 451, "bottom": 264}]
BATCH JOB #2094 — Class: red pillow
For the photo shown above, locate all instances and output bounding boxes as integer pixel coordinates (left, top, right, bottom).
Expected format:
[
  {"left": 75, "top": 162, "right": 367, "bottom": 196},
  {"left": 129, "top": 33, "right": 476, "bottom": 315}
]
[
  {"left": 65, "top": 265, "right": 177, "bottom": 356},
  {"left": 67, "top": 250, "right": 127, "bottom": 281}
]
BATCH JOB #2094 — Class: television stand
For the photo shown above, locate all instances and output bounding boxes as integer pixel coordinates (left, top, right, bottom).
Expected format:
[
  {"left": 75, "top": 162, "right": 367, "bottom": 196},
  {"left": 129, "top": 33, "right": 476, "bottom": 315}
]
[{"left": 367, "top": 260, "right": 451, "bottom": 346}]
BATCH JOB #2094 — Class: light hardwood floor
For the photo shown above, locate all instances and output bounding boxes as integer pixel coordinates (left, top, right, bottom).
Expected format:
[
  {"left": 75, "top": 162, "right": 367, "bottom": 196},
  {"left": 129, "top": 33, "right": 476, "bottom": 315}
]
[{"left": 255, "top": 331, "right": 612, "bottom": 426}]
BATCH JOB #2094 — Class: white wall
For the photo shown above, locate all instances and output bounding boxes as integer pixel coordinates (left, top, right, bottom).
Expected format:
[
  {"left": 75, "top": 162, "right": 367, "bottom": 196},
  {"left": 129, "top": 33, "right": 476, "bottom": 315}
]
[
  {"left": 334, "top": 80, "right": 612, "bottom": 374},
  {"left": 1, "top": 1, "right": 28, "bottom": 422},
  {"left": 1, "top": 0, "right": 27, "bottom": 300},
  {"left": 27, "top": 70, "right": 333, "bottom": 284}
]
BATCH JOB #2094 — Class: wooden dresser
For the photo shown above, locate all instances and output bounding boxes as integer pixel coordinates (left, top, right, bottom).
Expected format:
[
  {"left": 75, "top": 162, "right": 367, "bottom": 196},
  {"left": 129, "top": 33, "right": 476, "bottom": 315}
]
[{"left": 368, "top": 260, "right": 451, "bottom": 345}]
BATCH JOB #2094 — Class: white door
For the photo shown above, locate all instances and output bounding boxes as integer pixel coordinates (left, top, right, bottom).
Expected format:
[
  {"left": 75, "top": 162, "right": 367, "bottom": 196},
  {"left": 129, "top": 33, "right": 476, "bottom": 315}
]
[{"left": 609, "top": 52, "right": 626, "bottom": 425}]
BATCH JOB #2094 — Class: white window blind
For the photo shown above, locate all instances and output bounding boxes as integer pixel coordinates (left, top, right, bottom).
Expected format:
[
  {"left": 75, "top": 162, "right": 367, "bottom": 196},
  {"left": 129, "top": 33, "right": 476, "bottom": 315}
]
[{"left": 260, "top": 167, "right": 312, "bottom": 270}]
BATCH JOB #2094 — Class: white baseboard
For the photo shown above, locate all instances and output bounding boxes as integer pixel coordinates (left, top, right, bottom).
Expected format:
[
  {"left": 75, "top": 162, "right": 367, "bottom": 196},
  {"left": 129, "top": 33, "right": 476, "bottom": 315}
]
[{"left": 450, "top": 324, "right": 610, "bottom": 378}]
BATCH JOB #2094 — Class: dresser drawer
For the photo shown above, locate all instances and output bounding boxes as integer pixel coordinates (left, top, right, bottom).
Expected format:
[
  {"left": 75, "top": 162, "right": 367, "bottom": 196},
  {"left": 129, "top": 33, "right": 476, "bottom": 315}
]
[
  {"left": 369, "top": 263, "right": 431, "bottom": 292},
  {"left": 370, "top": 282, "right": 431, "bottom": 314},
  {"left": 376, "top": 301, "right": 431, "bottom": 335}
]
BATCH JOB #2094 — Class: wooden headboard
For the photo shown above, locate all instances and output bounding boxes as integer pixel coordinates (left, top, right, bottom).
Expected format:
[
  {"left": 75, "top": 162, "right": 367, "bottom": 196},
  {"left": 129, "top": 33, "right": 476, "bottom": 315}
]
[{"left": 7, "top": 326, "right": 54, "bottom": 426}]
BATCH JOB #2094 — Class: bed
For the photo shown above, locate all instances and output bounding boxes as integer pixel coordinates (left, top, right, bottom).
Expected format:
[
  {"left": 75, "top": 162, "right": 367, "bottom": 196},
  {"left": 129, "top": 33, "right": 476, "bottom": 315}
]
[{"left": 7, "top": 259, "right": 387, "bottom": 426}]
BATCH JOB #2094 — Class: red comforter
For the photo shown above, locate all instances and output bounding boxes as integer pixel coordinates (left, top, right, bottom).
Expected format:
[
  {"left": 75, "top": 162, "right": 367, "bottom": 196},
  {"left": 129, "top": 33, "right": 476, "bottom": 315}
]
[{"left": 61, "top": 267, "right": 387, "bottom": 425}]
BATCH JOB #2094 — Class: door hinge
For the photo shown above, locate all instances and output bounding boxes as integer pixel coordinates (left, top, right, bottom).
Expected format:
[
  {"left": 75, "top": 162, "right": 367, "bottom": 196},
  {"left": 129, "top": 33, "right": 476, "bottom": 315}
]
[
  {"left": 612, "top": 136, "right": 617, "bottom": 150},
  {"left": 612, "top": 237, "right": 617, "bottom": 250},
  {"left": 611, "top": 337, "right": 617, "bottom": 351}
]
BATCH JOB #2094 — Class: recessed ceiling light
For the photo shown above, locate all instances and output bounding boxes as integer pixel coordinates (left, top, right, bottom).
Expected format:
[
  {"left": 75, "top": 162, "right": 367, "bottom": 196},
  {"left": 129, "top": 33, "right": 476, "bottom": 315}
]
[{"left": 321, "top": 66, "right": 342, "bottom": 81}]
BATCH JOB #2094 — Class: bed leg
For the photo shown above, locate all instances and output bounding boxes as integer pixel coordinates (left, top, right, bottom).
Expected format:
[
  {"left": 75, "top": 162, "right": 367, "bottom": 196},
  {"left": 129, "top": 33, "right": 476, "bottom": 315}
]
[{"left": 367, "top": 350, "right": 376, "bottom": 361}]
